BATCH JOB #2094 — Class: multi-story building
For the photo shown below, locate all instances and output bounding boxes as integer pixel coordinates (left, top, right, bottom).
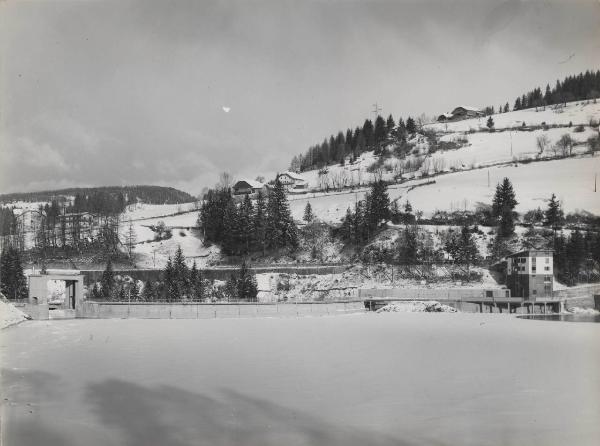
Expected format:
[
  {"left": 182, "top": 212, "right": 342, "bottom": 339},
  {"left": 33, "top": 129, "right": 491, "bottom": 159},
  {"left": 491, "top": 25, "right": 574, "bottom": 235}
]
[{"left": 506, "top": 249, "right": 553, "bottom": 299}]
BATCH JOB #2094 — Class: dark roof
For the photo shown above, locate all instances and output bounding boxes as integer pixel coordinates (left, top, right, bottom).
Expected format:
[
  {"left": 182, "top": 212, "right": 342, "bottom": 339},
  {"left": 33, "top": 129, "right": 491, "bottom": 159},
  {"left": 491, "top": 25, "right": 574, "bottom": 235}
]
[{"left": 506, "top": 249, "right": 554, "bottom": 258}]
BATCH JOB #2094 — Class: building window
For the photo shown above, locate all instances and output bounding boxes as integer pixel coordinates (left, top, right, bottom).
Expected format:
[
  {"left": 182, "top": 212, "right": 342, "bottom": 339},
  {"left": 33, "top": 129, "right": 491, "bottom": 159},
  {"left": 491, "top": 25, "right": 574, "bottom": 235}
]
[
  {"left": 544, "top": 266, "right": 550, "bottom": 271},
  {"left": 532, "top": 267, "right": 536, "bottom": 272},
  {"left": 532, "top": 290, "right": 537, "bottom": 295},
  {"left": 545, "top": 257, "right": 550, "bottom": 264}
]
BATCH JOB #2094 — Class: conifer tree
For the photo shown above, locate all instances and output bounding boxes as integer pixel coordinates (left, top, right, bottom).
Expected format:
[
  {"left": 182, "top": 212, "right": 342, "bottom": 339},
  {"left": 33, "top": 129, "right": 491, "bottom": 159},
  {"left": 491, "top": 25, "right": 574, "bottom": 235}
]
[
  {"left": 486, "top": 116, "right": 495, "bottom": 131},
  {"left": 492, "top": 178, "right": 518, "bottom": 238},
  {"left": 386, "top": 114, "right": 395, "bottom": 133},
  {"left": 367, "top": 180, "right": 390, "bottom": 229},
  {"left": 544, "top": 193, "right": 564, "bottom": 230},
  {"left": 100, "top": 258, "right": 115, "bottom": 299},
  {"left": 238, "top": 194, "right": 254, "bottom": 254},
  {"left": 130, "top": 280, "right": 140, "bottom": 301},
  {"left": 142, "top": 280, "right": 155, "bottom": 301},
  {"left": 237, "top": 260, "right": 258, "bottom": 301},
  {"left": 253, "top": 191, "right": 267, "bottom": 255},
  {"left": 0, "top": 247, "right": 28, "bottom": 300},
  {"left": 303, "top": 202, "right": 314, "bottom": 223},
  {"left": 266, "top": 179, "right": 298, "bottom": 250},
  {"left": 406, "top": 117, "right": 416, "bottom": 134}
]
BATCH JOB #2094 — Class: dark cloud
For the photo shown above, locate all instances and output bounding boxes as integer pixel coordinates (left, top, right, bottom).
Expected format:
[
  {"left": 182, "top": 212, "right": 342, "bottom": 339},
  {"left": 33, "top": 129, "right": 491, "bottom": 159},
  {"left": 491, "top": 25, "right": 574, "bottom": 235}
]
[{"left": 1, "top": 0, "right": 599, "bottom": 194}]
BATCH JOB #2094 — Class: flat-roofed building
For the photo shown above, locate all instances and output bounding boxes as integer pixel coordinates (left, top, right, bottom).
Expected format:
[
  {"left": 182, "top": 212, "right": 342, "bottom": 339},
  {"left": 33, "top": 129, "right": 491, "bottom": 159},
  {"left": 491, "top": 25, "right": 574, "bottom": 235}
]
[{"left": 506, "top": 249, "right": 553, "bottom": 299}]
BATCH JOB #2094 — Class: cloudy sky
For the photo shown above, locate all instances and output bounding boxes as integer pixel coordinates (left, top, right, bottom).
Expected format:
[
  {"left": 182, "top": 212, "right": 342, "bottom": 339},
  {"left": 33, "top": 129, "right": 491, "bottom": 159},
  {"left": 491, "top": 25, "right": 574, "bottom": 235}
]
[{"left": 1, "top": 0, "right": 599, "bottom": 195}]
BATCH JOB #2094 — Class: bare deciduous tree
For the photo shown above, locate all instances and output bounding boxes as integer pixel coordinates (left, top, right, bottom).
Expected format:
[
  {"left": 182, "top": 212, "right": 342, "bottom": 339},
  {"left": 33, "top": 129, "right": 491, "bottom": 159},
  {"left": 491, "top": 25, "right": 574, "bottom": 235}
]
[{"left": 536, "top": 134, "right": 550, "bottom": 155}]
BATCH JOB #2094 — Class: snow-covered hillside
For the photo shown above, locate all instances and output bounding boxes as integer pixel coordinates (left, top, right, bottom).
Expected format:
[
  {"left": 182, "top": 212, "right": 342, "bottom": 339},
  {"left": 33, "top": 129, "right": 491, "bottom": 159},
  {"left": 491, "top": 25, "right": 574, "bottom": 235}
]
[
  {"left": 287, "top": 100, "right": 600, "bottom": 223},
  {"left": 427, "top": 101, "right": 600, "bottom": 133},
  {"left": 404, "top": 155, "right": 600, "bottom": 216}
]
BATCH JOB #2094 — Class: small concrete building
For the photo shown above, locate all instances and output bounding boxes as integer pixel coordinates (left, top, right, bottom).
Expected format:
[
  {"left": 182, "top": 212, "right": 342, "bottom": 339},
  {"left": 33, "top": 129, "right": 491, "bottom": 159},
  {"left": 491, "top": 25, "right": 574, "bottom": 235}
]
[
  {"left": 28, "top": 269, "right": 85, "bottom": 312},
  {"left": 506, "top": 249, "right": 553, "bottom": 299}
]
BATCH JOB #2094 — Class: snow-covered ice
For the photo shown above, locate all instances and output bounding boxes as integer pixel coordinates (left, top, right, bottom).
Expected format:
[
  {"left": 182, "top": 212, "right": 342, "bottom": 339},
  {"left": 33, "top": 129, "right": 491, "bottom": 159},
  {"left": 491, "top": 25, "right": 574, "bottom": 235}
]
[{"left": 1, "top": 315, "right": 599, "bottom": 446}]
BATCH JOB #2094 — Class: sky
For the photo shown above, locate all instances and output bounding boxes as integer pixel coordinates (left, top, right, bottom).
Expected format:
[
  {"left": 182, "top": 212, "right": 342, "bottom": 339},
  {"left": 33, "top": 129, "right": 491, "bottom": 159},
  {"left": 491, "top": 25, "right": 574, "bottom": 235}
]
[{"left": 1, "top": 0, "right": 599, "bottom": 196}]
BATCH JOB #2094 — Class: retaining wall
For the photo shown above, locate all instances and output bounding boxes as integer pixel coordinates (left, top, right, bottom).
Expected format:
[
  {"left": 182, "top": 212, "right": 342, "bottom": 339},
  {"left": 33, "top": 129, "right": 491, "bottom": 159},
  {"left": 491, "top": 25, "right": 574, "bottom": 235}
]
[
  {"left": 80, "top": 265, "right": 350, "bottom": 285},
  {"left": 78, "top": 301, "right": 364, "bottom": 319},
  {"left": 552, "top": 283, "right": 600, "bottom": 300}
]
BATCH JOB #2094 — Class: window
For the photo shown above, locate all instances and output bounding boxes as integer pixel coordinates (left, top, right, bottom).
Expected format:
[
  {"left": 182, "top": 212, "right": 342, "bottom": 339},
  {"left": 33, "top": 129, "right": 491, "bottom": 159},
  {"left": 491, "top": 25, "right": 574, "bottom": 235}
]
[
  {"left": 544, "top": 266, "right": 550, "bottom": 271},
  {"left": 545, "top": 257, "right": 550, "bottom": 264},
  {"left": 486, "top": 291, "right": 493, "bottom": 298},
  {"left": 532, "top": 290, "right": 537, "bottom": 295},
  {"left": 532, "top": 267, "right": 536, "bottom": 272}
]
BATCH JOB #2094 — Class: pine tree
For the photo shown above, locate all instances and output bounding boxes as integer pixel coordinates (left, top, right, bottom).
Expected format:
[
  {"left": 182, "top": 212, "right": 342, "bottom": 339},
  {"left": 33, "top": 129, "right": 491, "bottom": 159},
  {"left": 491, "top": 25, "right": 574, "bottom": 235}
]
[
  {"left": 238, "top": 194, "right": 254, "bottom": 255},
  {"left": 492, "top": 178, "right": 518, "bottom": 217},
  {"left": 0, "top": 247, "right": 28, "bottom": 300},
  {"left": 544, "top": 193, "right": 564, "bottom": 230},
  {"left": 366, "top": 180, "right": 390, "bottom": 230},
  {"left": 266, "top": 179, "right": 298, "bottom": 250},
  {"left": 253, "top": 191, "right": 267, "bottom": 255},
  {"left": 172, "top": 246, "right": 189, "bottom": 298},
  {"left": 398, "top": 227, "right": 418, "bottom": 264},
  {"left": 189, "top": 260, "right": 204, "bottom": 301},
  {"left": 303, "top": 202, "right": 314, "bottom": 223},
  {"left": 100, "top": 258, "right": 115, "bottom": 299},
  {"left": 142, "top": 280, "right": 155, "bottom": 301},
  {"left": 237, "top": 260, "right": 258, "bottom": 301},
  {"left": 406, "top": 117, "right": 416, "bottom": 134},
  {"left": 486, "top": 116, "right": 494, "bottom": 131},
  {"left": 221, "top": 198, "right": 239, "bottom": 255},
  {"left": 386, "top": 114, "right": 395, "bottom": 134},
  {"left": 130, "top": 280, "right": 140, "bottom": 301},
  {"left": 492, "top": 178, "right": 518, "bottom": 238}
]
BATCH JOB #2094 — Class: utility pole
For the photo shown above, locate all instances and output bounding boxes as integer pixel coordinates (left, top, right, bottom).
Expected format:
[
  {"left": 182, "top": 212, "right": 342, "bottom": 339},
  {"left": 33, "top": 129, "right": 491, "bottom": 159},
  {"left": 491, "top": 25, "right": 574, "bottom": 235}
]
[
  {"left": 595, "top": 173, "right": 597, "bottom": 192},
  {"left": 372, "top": 103, "right": 382, "bottom": 120},
  {"left": 487, "top": 169, "right": 490, "bottom": 188},
  {"left": 509, "top": 127, "right": 513, "bottom": 158}
]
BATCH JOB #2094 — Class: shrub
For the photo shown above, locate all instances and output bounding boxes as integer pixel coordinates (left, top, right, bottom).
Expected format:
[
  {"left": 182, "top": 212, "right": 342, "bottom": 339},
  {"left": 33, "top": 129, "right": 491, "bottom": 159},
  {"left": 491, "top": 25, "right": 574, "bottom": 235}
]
[{"left": 573, "top": 124, "right": 585, "bottom": 133}]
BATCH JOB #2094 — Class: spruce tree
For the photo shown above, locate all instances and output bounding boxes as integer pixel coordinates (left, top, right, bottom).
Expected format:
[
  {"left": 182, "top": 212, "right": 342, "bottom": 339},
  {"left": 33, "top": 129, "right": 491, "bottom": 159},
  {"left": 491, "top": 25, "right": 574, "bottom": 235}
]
[
  {"left": 130, "top": 280, "right": 140, "bottom": 301},
  {"left": 303, "top": 202, "right": 314, "bottom": 223},
  {"left": 266, "top": 179, "right": 298, "bottom": 250},
  {"left": 492, "top": 178, "right": 518, "bottom": 238},
  {"left": 100, "top": 258, "right": 115, "bottom": 299},
  {"left": 253, "top": 191, "right": 267, "bottom": 255},
  {"left": 486, "top": 116, "right": 494, "bottom": 131},
  {"left": 406, "top": 117, "right": 416, "bottom": 134},
  {"left": 237, "top": 260, "right": 258, "bottom": 301},
  {"left": 0, "top": 247, "right": 28, "bottom": 300},
  {"left": 367, "top": 180, "right": 390, "bottom": 230},
  {"left": 544, "top": 193, "right": 564, "bottom": 230},
  {"left": 142, "top": 280, "right": 155, "bottom": 301},
  {"left": 238, "top": 194, "right": 254, "bottom": 255}
]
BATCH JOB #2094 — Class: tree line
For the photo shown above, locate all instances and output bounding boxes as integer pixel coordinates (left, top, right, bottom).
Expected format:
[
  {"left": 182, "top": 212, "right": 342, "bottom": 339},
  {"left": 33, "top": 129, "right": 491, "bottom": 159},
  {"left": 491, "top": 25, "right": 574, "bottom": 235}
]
[
  {"left": 0, "top": 185, "right": 195, "bottom": 205},
  {"left": 290, "top": 114, "right": 419, "bottom": 172},
  {"left": 512, "top": 69, "right": 600, "bottom": 111}
]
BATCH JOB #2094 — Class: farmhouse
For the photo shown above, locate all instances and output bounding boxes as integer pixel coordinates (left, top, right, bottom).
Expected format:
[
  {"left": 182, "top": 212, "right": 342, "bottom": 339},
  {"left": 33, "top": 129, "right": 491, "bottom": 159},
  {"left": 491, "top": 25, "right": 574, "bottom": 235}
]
[
  {"left": 232, "top": 179, "right": 265, "bottom": 195},
  {"left": 276, "top": 171, "right": 308, "bottom": 194},
  {"left": 505, "top": 249, "right": 553, "bottom": 299},
  {"left": 437, "top": 106, "right": 484, "bottom": 122}
]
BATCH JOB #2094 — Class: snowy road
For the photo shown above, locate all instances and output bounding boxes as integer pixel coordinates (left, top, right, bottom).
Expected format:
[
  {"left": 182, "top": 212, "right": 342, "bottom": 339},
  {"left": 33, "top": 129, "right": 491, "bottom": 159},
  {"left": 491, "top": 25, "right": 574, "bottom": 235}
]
[{"left": 1, "top": 314, "right": 599, "bottom": 445}]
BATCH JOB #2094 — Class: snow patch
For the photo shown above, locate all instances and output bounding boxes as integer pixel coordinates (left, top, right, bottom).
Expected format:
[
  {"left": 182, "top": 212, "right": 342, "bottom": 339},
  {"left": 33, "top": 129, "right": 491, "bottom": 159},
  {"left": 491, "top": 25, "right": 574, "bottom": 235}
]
[{"left": 376, "top": 301, "right": 458, "bottom": 313}]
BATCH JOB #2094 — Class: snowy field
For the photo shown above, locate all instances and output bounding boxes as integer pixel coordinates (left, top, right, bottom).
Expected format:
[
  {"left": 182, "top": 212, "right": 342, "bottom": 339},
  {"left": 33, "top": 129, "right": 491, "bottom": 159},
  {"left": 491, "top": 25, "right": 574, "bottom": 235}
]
[
  {"left": 404, "top": 155, "right": 600, "bottom": 216},
  {"left": 2, "top": 314, "right": 599, "bottom": 446}
]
